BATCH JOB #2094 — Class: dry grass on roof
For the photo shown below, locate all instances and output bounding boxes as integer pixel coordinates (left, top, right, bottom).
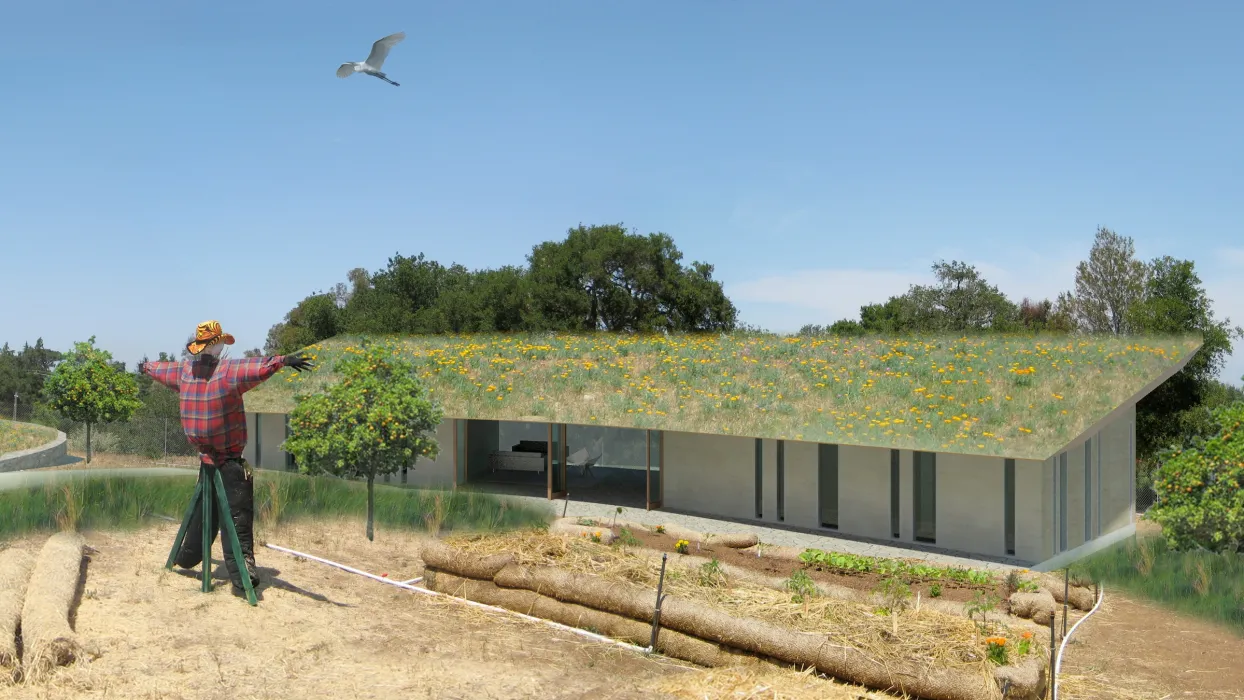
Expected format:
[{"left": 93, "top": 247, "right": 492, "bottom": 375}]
[{"left": 243, "top": 331, "right": 1200, "bottom": 459}]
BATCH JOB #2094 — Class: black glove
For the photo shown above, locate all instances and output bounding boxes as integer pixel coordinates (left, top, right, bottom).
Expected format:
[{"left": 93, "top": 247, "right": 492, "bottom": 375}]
[{"left": 284, "top": 352, "right": 314, "bottom": 372}]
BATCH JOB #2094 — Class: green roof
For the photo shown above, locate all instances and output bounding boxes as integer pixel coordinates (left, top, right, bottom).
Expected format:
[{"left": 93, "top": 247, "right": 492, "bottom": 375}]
[{"left": 243, "top": 331, "right": 1201, "bottom": 460}]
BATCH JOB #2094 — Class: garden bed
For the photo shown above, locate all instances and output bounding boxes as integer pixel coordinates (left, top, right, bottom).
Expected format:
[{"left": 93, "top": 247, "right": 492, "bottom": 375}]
[
  {"left": 596, "top": 520, "right": 1011, "bottom": 608},
  {"left": 433, "top": 529, "right": 1052, "bottom": 700}
]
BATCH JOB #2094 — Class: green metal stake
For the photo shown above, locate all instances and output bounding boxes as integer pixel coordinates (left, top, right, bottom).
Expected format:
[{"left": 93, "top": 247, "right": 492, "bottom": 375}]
[
  {"left": 201, "top": 467, "right": 214, "bottom": 593},
  {"left": 212, "top": 467, "right": 258, "bottom": 606},
  {"left": 165, "top": 476, "right": 204, "bottom": 570},
  {"left": 163, "top": 464, "right": 258, "bottom": 606}
]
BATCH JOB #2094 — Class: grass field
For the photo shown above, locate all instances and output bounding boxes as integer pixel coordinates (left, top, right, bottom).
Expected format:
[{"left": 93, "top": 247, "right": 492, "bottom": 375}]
[
  {"left": 0, "top": 418, "right": 58, "bottom": 456},
  {"left": 243, "top": 331, "right": 1200, "bottom": 459},
  {"left": 0, "top": 470, "right": 553, "bottom": 541},
  {"left": 1073, "top": 530, "right": 1244, "bottom": 635}
]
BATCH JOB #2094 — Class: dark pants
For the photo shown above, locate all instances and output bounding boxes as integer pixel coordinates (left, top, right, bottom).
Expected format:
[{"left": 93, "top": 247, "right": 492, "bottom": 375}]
[{"left": 174, "top": 457, "right": 258, "bottom": 590}]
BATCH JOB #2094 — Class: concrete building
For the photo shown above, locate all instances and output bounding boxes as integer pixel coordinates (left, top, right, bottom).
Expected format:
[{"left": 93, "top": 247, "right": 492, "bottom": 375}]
[
  {"left": 242, "top": 368, "right": 1167, "bottom": 570},
  {"left": 237, "top": 330, "right": 1204, "bottom": 570}
]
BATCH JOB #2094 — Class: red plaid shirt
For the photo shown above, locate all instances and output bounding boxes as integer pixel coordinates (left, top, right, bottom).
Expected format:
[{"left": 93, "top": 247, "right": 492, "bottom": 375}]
[{"left": 142, "top": 356, "right": 287, "bottom": 466}]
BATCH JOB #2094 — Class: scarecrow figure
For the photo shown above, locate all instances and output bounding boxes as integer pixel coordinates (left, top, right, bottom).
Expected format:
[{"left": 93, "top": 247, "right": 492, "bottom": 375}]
[{"left": 140, "top": 320, "right": 313, "bottom": 595}]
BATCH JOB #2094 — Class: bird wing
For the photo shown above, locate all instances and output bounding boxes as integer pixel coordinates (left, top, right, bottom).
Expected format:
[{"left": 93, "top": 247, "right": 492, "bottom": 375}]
[
  {"left": 365, "top": 31, "right": 406, "bottom": 70},
  {"left": 336, "top": 63, "right": 355, "bottom": 78}
]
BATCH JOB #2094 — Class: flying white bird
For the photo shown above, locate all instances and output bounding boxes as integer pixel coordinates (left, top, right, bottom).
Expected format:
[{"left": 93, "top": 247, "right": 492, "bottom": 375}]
[{"left": 336, "top": 32, "right": 406, "bottom": 86}]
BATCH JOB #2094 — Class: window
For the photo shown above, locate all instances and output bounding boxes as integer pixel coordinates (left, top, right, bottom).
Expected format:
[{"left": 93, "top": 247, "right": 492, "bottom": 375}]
[
  {"left": 1059, "top": 452, "right": 1068, "bottom": 553},
  {"left": 890, "top": 449, "right": 900, "bottom": 538},
  {"left": 777, "top": 440, "right": 785, "bottom": 522},
  {"left": 754, "top": 438, "right": 763, "bottom": 519},
  {"left": 1084, "top": 439, "right": 1093, "bottom": 542},
  {"left": 819, "top": 444, "right": 838, "bottom": 529},
  {"left": 1096, "top": 432, "right": 1102, "bottom": 537},
  {"left": 1004, "top": 458, "right": 1015, "bottom": 556},
  {"left": 913, "top": 451, "right": 936, "bottom": 543},
  {"left": 454, "top": 419, "right": 467, "bottom": 486}
]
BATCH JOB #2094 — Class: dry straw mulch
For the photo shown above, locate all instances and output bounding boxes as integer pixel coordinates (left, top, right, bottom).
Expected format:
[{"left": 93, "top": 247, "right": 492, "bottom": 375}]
[
  {"left": 434, "top": 531, "right": 1050, "bottom": 700},
  {"left": 19, "top": 531, "right": 88, "bottom": 682},
  {"left": 0, "top": 546, "right": 36, "bottom": 681}
]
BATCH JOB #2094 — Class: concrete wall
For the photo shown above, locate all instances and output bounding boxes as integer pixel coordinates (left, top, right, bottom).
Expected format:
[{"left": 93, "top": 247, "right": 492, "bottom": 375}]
[
  {"left": 1014, "top": 458, "right": 1046, "bottom": 564},
  {"left": 935, "top": 452, "right": 1007, "bottom": 557},
  {"left": 663, "top": 430, "right": 756, "bottom": 520},
  {"left": 254, "top": 413, "right": 289, "bottom": 471},
  {"left": 241, "top": 413, "right": 258, "bottom": 465},
  {"left": 407, "top": 419, "right": 455, "bottom": 488},
  {"left": 1041, "top": 403, "right": 1135, "bottom": 560},
  {"left": 1065, "top": 439, "right": 1087, "bottom": 552},
  {"left": 1099, "top": 404, "right": 1135, "bottom": 536},
  {"left": 0, "top": 430, "right": 68, "bottom": 473},
  {"left": 838, "top": 445, "right": 893, "bottom": 541},
  {"left": 1041, "top": 456, "right": 1054, "bottom": 561},
  {"left": 781, "top": 440, "right": 819, "bottom": 530},
  {"left": 897, "top": 449, "right": 913, "bottom": 541}
]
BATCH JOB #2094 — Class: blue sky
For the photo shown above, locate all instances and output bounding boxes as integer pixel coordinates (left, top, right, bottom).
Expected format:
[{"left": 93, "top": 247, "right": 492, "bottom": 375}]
[{"left": 2, "top": 1, "right": 1242, "bottom": 386}]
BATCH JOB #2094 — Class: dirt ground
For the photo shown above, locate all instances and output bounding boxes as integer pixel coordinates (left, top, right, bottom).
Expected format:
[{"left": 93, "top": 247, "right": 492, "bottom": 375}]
[
  {"left": 618, "top": 524, "right": 1010, "bottom": 606},
  {"left": 1057, "top": 590, "right": 1244, "bottom": 699},
  {"left": 2, "top": 519, "right": 890, "bottom": 700},
  {"left": 1055, "top": 513, "right": 1244, "bottom": 699},
  {"left": 6, "top": 509, "right": 1239, "bottom": 699}
]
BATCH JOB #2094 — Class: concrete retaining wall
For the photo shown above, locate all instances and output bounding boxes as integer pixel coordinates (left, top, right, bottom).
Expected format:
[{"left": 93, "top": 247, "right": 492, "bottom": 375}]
[{"left": 0, "top": 431, "right": 68, "bottom": 473}]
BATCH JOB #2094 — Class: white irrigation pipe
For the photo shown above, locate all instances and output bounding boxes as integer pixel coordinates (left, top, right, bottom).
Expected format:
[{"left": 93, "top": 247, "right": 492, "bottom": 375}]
[
  {"left": 1052, "top": 582, "right": 1105, "bottom": 700},
  {"left": 265, "top": 543, "right": 656, "bottom": 656}
]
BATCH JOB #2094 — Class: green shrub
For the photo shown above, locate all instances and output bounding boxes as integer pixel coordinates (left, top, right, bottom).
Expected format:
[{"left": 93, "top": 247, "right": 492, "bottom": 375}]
[{"left": 1148, "top": 402, "right": 1244, "bottom": 555}]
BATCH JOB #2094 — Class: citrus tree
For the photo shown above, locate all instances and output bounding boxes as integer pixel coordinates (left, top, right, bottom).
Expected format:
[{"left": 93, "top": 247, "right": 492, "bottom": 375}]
[
  {"left": 283, "top": 339, "right": 443, "bottom": 541},
  {"left": 1148, "top": 388, "right": 1244, "bottom": 554},
  {"left": 42, "top": 336, "right": 142, "bottom": 463}
]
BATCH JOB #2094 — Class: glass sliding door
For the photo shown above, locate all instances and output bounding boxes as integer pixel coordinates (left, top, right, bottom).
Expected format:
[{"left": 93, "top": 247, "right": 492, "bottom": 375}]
[
  {"left": 913, "top": 451, "right": 936, "bottom": 543},
  {"left": 818, "top": 443, "right": 838, "bottom": 529},
  {"left": 646, "top": 429, "right": 663, "bottom": 509}
]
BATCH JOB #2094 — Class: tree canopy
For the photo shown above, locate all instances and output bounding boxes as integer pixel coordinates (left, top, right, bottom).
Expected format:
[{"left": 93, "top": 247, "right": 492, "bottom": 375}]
[
  {"left": 802, "top": 227, "right": 1239, "bottom": 467},
  {"left": 283, "top": 340, "right": 443, "bottom": 541},
  {"left": 0, "top": 338, "right": 63, "bottom": 408},
  {"left": 264, "top": 223, "right": 738, "bottom": 355},
  {"left": 42, "top": 337, "right": 141, "bottom": 463}
]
